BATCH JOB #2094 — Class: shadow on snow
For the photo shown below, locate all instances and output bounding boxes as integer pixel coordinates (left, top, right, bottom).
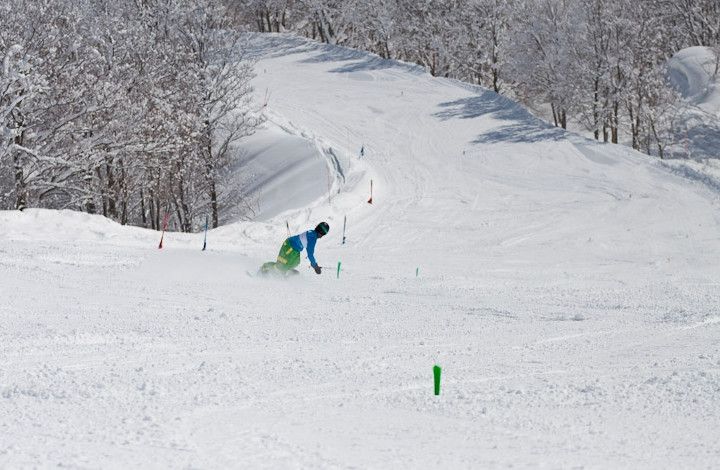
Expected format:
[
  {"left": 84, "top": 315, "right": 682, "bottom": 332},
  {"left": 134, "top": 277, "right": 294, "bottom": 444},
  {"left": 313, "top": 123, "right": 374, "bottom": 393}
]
[
  {"left": 300, "top": 43, "right": 425, "bottom": 75},
  {"left": 246, "top": 32, "right": 423, "bottom": 75},
  {"left": 434, "top": 89, "right": 567, "bottom": 144}
]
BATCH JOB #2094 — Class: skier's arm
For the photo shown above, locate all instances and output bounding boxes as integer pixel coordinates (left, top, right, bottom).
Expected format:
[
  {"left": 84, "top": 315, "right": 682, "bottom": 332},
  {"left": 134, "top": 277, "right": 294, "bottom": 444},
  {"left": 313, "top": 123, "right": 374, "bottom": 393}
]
[{"left": 306, "top": 234, "right": 318, "bottom": 267}]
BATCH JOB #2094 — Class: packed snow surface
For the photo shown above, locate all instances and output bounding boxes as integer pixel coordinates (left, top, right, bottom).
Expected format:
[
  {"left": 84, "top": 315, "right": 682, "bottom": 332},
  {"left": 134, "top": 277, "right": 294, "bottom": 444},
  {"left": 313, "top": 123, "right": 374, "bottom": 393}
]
[{"left": 2, "top": 34, "right": 720, "bottom": 468}]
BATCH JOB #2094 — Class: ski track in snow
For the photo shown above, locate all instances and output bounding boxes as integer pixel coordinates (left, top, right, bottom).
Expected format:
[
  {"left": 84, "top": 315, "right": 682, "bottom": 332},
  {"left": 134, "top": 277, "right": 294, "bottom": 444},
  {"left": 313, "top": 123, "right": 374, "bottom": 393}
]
[{"left": 2, "top": 34, "right": 720, "bottom": 468}]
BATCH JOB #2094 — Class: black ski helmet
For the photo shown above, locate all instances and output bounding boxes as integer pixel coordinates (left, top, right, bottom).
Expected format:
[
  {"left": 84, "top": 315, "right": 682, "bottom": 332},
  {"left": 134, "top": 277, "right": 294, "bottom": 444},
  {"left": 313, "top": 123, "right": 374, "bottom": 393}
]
[{"left": 315, "top": 222, "right": 329, "bottom": 237}]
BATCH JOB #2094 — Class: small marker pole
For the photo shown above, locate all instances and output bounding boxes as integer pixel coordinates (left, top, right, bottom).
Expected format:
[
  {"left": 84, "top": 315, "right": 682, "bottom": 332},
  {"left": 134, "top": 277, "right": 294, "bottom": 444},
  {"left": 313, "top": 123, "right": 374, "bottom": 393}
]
[
  {"left": 433, "top": 365, "right": 442, "bottom": 396},
  {"left": 368, "top": 179, "right": 373, "bottom": 204},
  {"left": 158, "top": 213, "right": 170, "bottom": 249},
  {"left": 337, "top": 261, "right": 342, "bottom": 279},
  {"left": 286, "top": 220, "right": 290, "bottom": 237},
  {"left": 416, "top": 267, "right": 419, "bottom": 277},
  {"left": 342, "top": 215, "right": 347, "bottom": 245},
  {"left": 262, "top": 88, "right": 270, "bottom": 108},
  {"left": 202, "top": 215, "right": 209, "bottom": 251}
]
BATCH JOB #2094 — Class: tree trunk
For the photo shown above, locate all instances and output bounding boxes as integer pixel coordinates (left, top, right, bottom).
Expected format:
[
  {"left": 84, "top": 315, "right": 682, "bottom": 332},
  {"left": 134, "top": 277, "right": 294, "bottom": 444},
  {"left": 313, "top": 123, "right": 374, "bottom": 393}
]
[
  {"left": 13, "top": 152, "right": 26, "bottom": 211},
  {"left": 154, "top": 171, "right": 162, "bottom": 230},
  {"left": 650, "top": 119, "right": 664, "bottom": 159},
  {"left": 317, "top": 20, "right": 327, "bottom": 43},
  {"left": 96, "top": 167, "right": 108, "bottom": 217},
  {"left": 633, "top": 116, "right": 640, "bottom": 150},
  {"left": 176, "top": 174, "right": 192, "bottom": 233},
  {"left": 209, "top": 178, "right": 219, "bottom": 229},
  {"left": 628, "top": 105, "right": 639, "bottom": 149},
  {"left": 12, "top": 119, "right": 27, "bottom": 211},
  {"left": 118, "top": 159, "right": 128, "bottom": 225},
  {"left": 149, "top": 186, "right": 159, "bottom": 230},
  {"left": 140, "top": 188, "right": 147, "bottom": 227},
  {"left": 593, "top": 77, "right": 600, "bottom": 140},
  {"left": 491, "top": 25, "right": 501, "bottom": 93},
  {"left": 611, "top": 101, "right": 619, "bottom": 143},
  {"left": 106, "top": 162, "right": 117, "bottom": 219}
]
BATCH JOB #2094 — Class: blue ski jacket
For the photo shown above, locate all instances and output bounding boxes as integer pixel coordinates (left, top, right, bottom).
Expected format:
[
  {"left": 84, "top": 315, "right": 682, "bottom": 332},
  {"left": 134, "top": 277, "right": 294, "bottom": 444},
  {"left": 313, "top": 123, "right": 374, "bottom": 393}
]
[{"left": 288, "top": 230, "right": 320, "bottom": 267}]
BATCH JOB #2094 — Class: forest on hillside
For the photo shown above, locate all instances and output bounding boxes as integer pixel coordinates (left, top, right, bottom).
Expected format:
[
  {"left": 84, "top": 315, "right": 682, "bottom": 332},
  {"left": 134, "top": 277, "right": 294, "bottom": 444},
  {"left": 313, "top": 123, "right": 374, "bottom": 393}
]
[{"left": 1, "top": 0, "right": 718, "bottom": 229}]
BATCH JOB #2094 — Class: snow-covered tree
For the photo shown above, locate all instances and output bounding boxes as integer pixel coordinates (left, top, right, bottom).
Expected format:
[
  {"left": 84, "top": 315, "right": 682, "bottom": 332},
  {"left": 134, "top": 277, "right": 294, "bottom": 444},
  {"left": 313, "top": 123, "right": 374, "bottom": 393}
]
[
  {"left": 450, "top": 0, "right": 514, "bottom": 92},
  {"left": 174, "top": 0, "right": 263, "bottom": 228},
  {"left": 0, "top": 0, "right": 263, "bottom": 230},
  {"left": 506, "top": 0, "right": 583, "bottom": 128}
]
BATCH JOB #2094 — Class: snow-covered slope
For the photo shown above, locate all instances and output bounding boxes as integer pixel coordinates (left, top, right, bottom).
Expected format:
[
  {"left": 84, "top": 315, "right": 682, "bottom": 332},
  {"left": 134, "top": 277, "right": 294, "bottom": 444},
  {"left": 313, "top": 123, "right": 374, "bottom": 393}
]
[
  {"left": 1, "top": 34, "right": 719, "bottom": 468},
  {"left": 226, "top": 122, "right": 331, "bottom": 222}
]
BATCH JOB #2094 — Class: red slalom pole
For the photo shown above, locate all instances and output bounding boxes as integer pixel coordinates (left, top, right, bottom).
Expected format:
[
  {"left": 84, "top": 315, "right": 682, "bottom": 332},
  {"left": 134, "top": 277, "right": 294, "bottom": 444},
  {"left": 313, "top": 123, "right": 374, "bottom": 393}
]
[
  {"left": 158, "top": 213, "right": 170, "bottom": 249},
  {"left": 368, "top": 179, "right": 373, "bottom": 204}
]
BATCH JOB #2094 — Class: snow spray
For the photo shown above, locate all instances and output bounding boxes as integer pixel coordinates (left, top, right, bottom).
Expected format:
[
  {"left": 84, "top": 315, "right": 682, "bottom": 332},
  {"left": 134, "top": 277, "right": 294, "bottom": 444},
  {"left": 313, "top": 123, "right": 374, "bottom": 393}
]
[
  {"left": 434, "top": 365, "right": 442, "bottom": 396},
  {"left": 202, "top": 215, "right": 209, "bottom": 251},
  {"left": 337, "top": 261, "right": 342, "bottom": 279},
  {"left": 342, "top": 215, "right": 347, "bottom": 245},
  {"left": 368, "top": 179, "right": 373, "bottom": 204},
  {"left": 158, "top": 213, "right": 170, "bottom": 249}
]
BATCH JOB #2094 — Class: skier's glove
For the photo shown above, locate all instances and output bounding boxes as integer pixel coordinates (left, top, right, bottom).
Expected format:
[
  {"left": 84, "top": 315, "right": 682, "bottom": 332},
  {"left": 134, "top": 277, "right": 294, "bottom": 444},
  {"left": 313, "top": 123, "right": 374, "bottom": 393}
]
[{"left": 313, "top": 265, "right": 322, "bottom": 275}]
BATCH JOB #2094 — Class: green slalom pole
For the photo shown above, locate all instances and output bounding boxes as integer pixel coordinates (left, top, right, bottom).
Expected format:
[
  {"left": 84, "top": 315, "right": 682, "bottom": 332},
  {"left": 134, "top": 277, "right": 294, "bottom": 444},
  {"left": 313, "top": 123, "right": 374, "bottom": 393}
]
[
  {"left": 433, "top": 365, "right": 442, "bottom": 396},
  {"left": 416, "top": 267, "right": 419, "bottom": 277},
  {"left": 337, "top": 261, "right": 342, "bottom": 279}
]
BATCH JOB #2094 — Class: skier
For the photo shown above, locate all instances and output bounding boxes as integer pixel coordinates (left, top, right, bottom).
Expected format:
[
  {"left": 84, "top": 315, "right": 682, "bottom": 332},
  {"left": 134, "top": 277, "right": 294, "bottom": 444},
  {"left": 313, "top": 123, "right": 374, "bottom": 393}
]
[{"left": 261, "top": 222, "right": 329, "bottom": 276}]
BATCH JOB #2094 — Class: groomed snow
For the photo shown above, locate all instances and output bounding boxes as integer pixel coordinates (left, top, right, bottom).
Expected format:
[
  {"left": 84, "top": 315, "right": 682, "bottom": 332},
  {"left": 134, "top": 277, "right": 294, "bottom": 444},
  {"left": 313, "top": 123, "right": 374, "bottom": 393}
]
[{"left": 1, "top": 34, "right": 719, "bottom": 468}]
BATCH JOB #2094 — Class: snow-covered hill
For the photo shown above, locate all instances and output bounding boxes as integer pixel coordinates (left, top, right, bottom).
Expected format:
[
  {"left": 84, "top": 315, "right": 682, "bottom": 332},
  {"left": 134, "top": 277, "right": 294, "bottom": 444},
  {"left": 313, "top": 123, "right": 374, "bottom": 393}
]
[{"left": 1, "top": 34, "right": 719, "bottom": 468}]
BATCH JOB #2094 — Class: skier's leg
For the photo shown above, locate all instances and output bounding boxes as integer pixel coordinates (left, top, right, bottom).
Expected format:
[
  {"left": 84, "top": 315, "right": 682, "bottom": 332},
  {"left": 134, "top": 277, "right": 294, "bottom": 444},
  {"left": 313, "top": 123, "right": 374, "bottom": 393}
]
[
  {"left": 260, "top": 261, "right": 277, "bottom": 274},
  {"left": 276, "top": 240, "right": 300, "bottom": 272}
]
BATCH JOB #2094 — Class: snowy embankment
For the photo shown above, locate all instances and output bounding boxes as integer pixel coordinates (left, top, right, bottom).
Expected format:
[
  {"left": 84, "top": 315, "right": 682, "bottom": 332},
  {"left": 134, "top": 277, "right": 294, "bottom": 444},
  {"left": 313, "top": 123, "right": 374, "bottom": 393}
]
[
  {"left": 1, "top": 33, "right": 720, "bottom": 468},
  {"left": 227, "top": 121, "right": 331, "bottom": 222}
]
